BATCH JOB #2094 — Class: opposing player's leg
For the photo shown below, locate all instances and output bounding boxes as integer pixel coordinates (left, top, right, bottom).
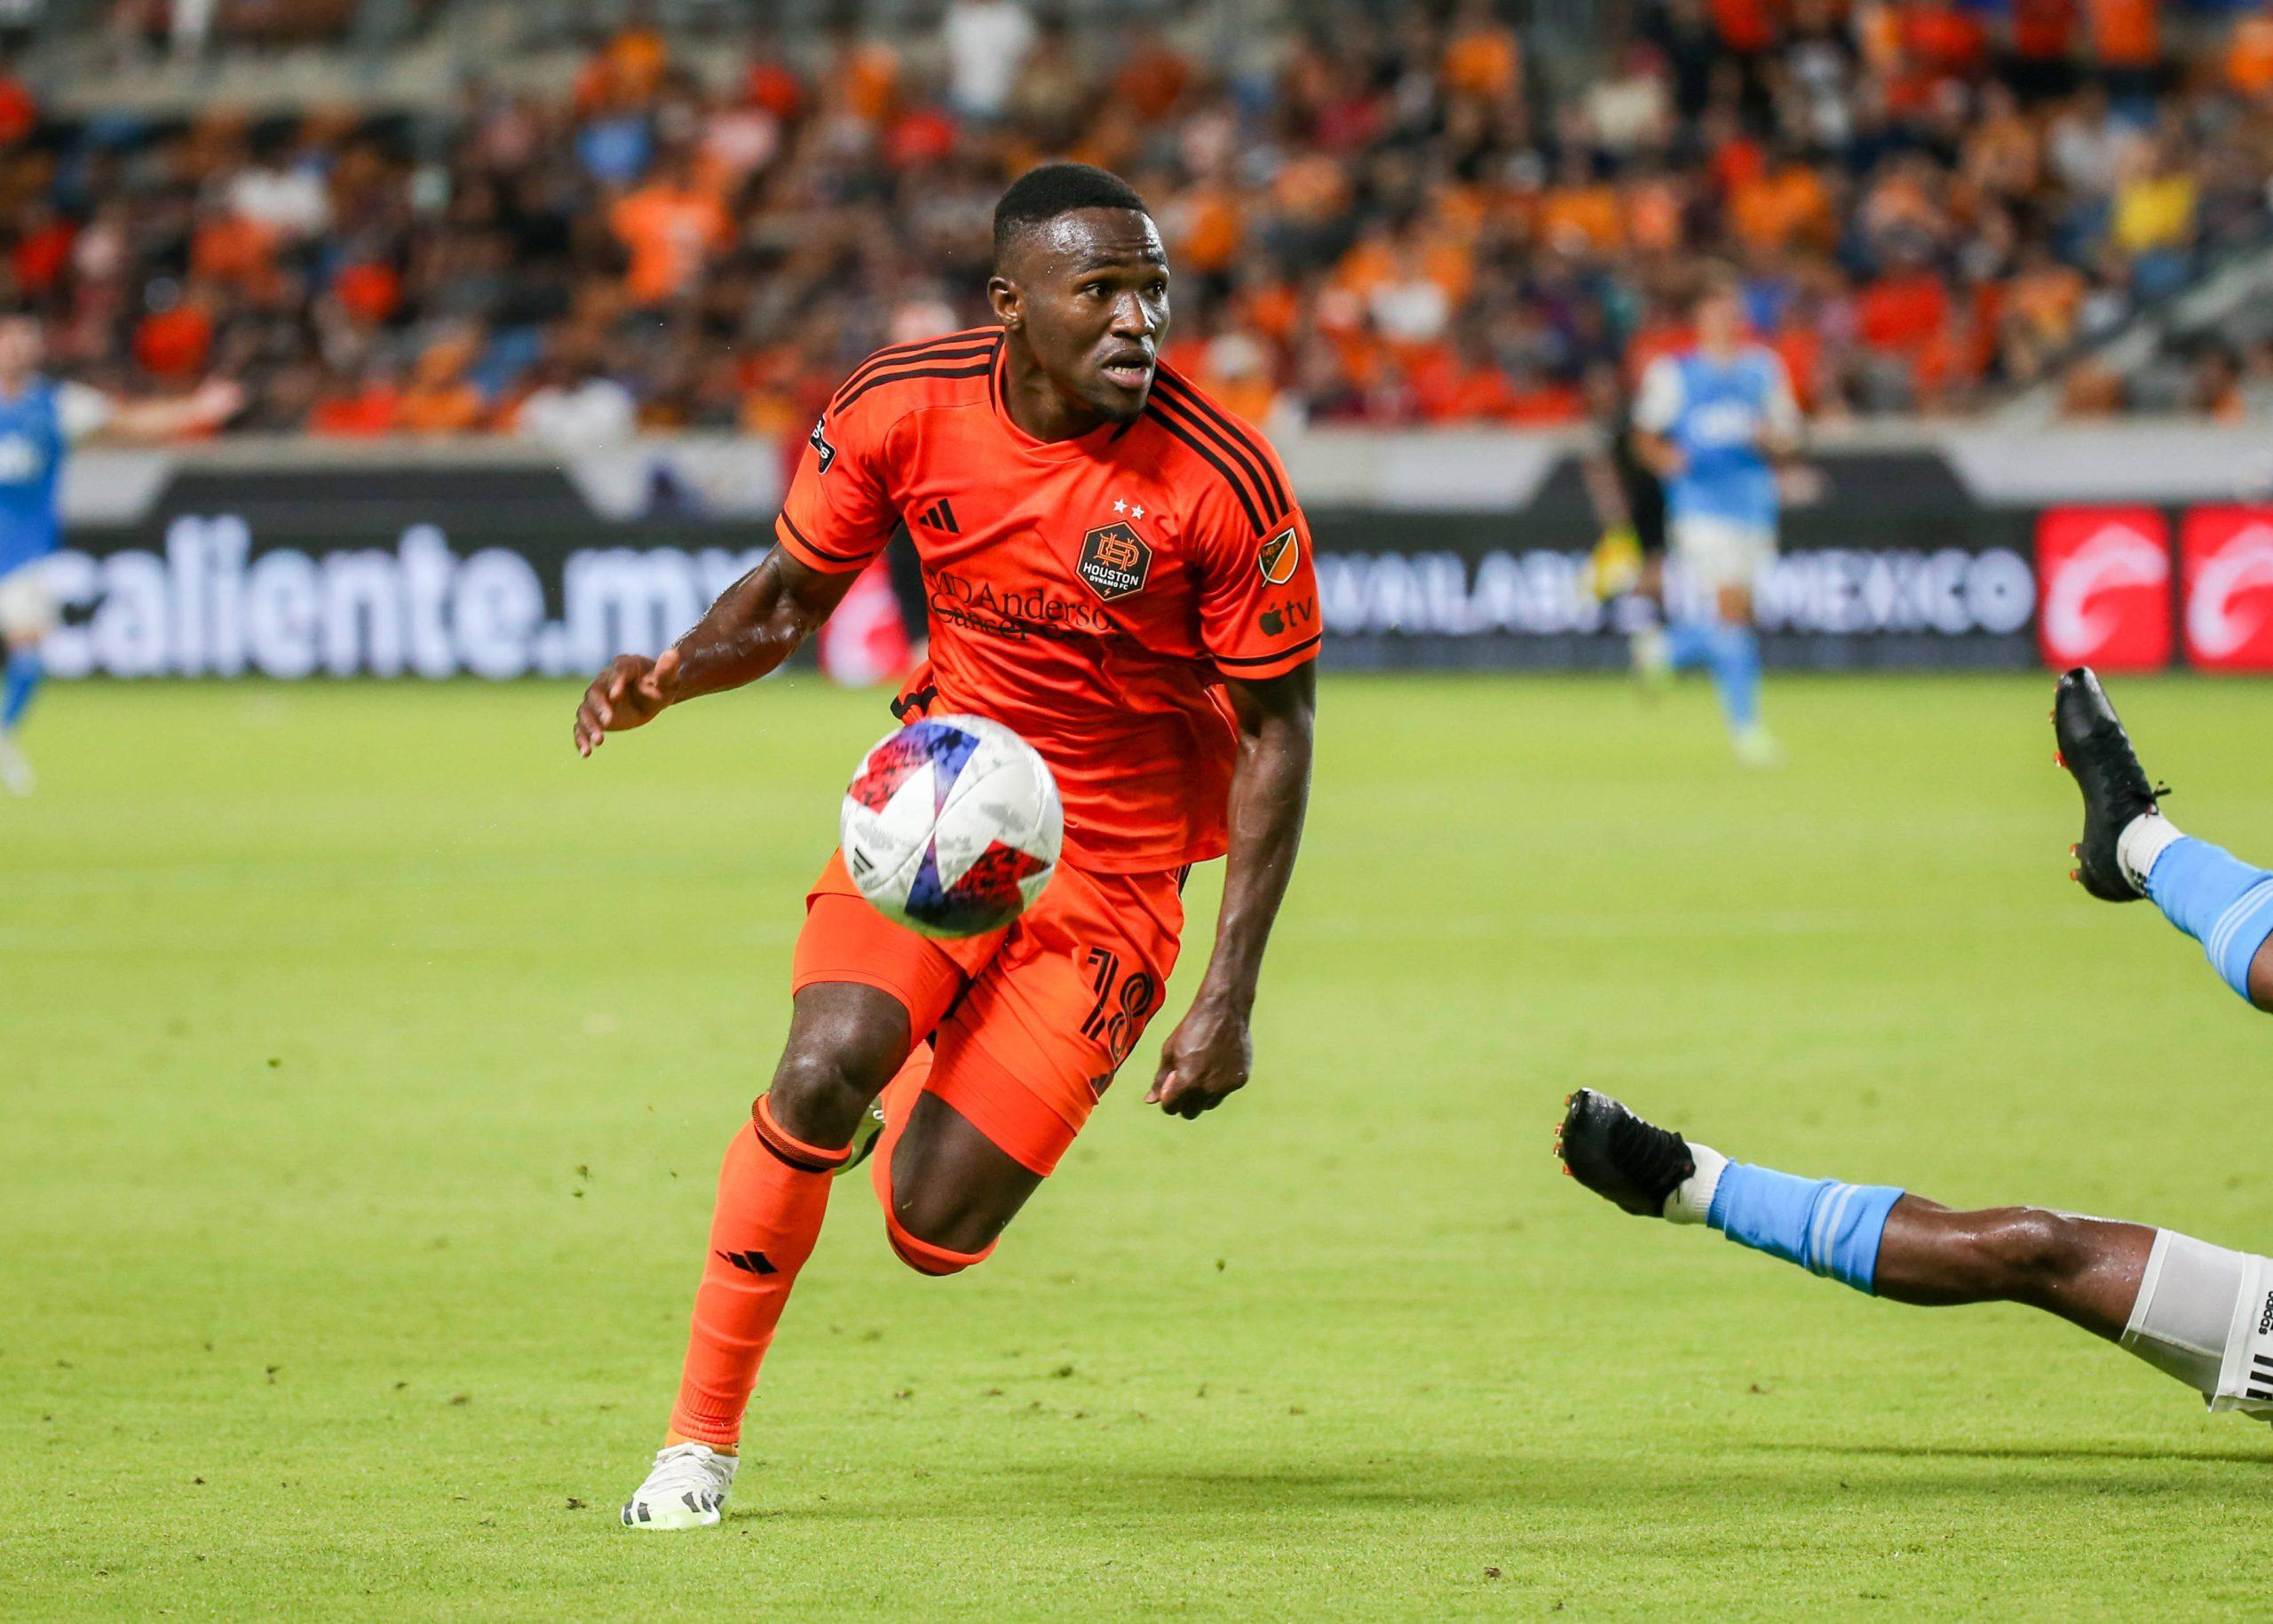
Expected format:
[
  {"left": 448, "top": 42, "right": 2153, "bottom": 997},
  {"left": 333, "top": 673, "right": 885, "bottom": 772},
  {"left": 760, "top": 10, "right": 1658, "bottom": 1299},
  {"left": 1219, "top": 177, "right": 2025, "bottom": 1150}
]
[
  {"left": 2056, "top": 666, "right": 2273, "bottom": 1012},
  {"left": 1666, "top": 519, "right": 1775, "bottom": 765},
  {"left": 0, "top": 562, "right": 56, "bottom": 795},
  {"left": 1558, "top": 1089, "right": 2273, "bottom": 1416}
]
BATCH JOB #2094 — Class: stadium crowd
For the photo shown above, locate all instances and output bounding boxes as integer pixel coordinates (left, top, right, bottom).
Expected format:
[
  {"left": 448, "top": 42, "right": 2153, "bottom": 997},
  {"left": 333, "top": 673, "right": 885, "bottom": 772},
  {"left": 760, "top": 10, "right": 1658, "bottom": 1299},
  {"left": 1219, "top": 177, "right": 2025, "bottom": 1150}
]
[{"left": 2, "top": 0, "right": 2269, "bottom": 440}]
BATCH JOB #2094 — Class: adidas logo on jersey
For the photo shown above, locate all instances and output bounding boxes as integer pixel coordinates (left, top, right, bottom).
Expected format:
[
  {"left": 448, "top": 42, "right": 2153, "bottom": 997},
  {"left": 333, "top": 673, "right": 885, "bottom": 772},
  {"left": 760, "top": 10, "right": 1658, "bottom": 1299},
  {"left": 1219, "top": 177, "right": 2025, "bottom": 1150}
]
[{"left": 916, "top": 497, "right": 961, "bottom": 534}]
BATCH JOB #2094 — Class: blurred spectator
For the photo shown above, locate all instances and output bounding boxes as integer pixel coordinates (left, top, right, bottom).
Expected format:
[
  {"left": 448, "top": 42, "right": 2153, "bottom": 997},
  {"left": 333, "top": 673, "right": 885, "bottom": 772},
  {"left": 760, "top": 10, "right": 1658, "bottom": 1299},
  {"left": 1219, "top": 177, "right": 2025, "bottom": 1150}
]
[
  {"left": 512, "top": 339, "right": 638, "bottom": 453},
  {"left": 943, "top": 0, "right": 1035, "bottom": 123}
]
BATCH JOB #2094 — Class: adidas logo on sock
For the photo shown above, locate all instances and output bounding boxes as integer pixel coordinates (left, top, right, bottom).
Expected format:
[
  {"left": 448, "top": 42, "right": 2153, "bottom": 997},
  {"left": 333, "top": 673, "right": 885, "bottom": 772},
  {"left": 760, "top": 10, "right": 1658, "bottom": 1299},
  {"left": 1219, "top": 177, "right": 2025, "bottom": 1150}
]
[
  {"left": 716, "top": 1248, "right": 779, "bottom": 1275},
  {"left": 917, "top": 497, "right": 960, "bottom": 534}
]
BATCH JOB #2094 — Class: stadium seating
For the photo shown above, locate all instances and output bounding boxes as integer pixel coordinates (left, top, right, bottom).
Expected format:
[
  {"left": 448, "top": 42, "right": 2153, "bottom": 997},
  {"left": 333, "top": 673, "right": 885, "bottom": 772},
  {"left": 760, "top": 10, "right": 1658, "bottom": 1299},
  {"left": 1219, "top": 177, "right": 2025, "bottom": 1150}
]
[{"left": 0, "top": 0, "right": 2266, "bottom": 433}]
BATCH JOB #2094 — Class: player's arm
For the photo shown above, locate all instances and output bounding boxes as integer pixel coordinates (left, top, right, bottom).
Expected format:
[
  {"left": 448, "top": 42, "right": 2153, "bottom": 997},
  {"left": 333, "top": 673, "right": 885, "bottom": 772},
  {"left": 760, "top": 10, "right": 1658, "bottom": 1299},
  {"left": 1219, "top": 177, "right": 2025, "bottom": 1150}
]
[
  {"left": 1147, "top": 662, "right": 1316, "bottom": 1120},
  {"left": 572, "top": 547, "right": 859, "bottom": 756},
  {"left": 1145, "top": 475, "right": 1327, "bottom": 1119},
  {"left": 1629, "top": 357, "right": 1683, "bottom": 479},
  {"left": 1756, "top": 355, "right": 1803, "bottom": 465},
  {"left": 75, "top": 378, "right": 244, "bottom": 443},
  {"left": 575, "top": 395, "right": 899, "bottom": 755},
  {"left": 1150, "top": 453, "right": 1323, "bottom": 1118}
]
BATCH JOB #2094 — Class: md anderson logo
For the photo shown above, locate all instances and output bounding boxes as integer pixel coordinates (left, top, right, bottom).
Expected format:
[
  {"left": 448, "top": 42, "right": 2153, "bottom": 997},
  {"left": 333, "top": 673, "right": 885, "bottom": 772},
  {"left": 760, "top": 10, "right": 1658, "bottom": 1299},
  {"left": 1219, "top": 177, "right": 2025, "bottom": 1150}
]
[{"left": 1077, "top": 520, "right": 1153, "bottom": 602}]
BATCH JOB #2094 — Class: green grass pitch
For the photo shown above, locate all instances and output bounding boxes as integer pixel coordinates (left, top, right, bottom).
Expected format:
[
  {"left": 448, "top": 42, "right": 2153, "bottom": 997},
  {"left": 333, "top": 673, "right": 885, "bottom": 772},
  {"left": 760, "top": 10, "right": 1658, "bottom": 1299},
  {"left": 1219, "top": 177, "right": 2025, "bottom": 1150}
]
[{"left": 6, "top": 672, "right": 2273, "bottom": 1620}]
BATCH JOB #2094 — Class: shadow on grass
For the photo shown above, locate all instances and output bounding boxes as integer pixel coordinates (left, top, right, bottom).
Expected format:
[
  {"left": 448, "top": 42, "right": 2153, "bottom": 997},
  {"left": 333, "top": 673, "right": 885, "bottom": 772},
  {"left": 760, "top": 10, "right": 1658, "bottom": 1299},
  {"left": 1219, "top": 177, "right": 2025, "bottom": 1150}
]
[
  {"left": 1744, "top": 1438, "right": 2273, "bottom": 1467},
  {"left": 748, "top": 1438, "right": 2273, "bottom": 1533}
]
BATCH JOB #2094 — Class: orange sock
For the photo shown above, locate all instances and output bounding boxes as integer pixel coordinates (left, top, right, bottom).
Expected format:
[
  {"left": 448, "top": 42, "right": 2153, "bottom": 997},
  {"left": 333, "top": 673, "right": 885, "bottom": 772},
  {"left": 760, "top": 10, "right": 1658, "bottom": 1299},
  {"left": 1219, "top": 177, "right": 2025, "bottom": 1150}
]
[{"left": 667, "top": 1096, "right": 849, "bottom": 1447}]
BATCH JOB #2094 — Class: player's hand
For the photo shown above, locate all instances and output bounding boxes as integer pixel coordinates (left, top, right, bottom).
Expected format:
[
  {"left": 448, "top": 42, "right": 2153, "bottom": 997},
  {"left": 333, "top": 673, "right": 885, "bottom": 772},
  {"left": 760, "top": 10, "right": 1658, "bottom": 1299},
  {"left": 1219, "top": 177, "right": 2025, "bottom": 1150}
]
[
  {"left": 573, "top": 648, "right": 678, "bottom": 757},
  {"left": 189, "top": 376, "right": 248, "bottom": 426},
  {"left": 1145, "top": 994, "right": 1251, "bottom": 1120}
]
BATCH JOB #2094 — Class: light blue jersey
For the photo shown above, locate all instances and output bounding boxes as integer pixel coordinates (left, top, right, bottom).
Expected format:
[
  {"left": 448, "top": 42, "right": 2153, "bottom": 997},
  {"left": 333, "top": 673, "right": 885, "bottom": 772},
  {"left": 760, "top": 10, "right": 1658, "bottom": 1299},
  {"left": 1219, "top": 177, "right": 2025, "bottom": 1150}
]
[
  {"left": 1634, "top": 346, "right": 1798, "bottom": 530},
  {"left": 0, "top": 380, "right": 69, "bottom": 578}
]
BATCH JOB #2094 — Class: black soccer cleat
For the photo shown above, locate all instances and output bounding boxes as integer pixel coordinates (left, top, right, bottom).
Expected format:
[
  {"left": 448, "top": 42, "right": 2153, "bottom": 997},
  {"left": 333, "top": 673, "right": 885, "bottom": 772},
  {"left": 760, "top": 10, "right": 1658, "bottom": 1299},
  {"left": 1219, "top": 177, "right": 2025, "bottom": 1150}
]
[
  {"left": 2053, "top": 666, "right": 2166, "bottom": 902},
  {"left": 1555, "top": 1089, "right": 1696, "bottom": 1218}
]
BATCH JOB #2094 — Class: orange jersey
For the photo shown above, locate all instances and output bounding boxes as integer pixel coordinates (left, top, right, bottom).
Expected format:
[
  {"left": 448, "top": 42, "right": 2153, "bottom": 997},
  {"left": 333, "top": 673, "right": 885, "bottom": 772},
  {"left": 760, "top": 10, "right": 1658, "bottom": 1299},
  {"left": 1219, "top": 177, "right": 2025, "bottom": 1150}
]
[{"left": 776, "top": 328, "right": 1320, "bottom": 873}]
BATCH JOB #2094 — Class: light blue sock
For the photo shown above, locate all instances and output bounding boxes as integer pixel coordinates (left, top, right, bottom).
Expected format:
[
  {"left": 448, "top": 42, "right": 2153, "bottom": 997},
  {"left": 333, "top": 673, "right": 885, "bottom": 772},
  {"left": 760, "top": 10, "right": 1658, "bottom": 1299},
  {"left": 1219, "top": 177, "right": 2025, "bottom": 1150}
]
[
  {"left": 1703, "top": 622, "right": 1762, "bottom": 733},
  {"left": 2, "top": 648, "right": 37, "bottom": 731},
  {"left": 1664, "top": 619, "right": 1715, "bottom": 671},
  {"left": 1707, "top": 1162, "right": 1905, "bottom": 1294},
  {"left": 2143, "top": 836, "right": 2273, "bottom": 1004}
]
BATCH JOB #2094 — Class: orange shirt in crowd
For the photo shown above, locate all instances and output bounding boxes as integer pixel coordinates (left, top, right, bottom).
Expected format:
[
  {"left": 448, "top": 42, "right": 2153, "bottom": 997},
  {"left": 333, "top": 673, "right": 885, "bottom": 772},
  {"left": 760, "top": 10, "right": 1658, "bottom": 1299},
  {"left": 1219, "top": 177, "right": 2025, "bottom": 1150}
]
[
  {"left": 834, "top": 40, "right": 901, "bottom": 123},
  {"left": 1710, "top": 0, "right": 1778, "bottom": 53},
  {"left": 309, "top": 384, "right": 400, "bottom": 437},
  {"left": 2010, "top": 0, "right": 2079, "bottom": 57},
  {"left": 1172, "top": 185, "right": 1245, "bottom": 275},
  {"left": 2087, "top": 0, "right": 2158, "bottom": 66},
  {"left": 332, "top": 263, "right": 402, "bottom": 324},
  {"left": 611, "top": 182, "right": 732, "bottom": 305},
  {"left": 1858, "top": 269, "right": 1952, "bottom": 354},
  {"left": 1731, "top": 165, "right": 1833, "bottom": 252},
  {"left": 2229, "top": 12, "right": 2273, "bottom": 95},
  {"left": 0, "top": 75, "right": 36, "bottom": 145},
  {"left": 1624, "top": 177, "right": 1687, "bottom": 254},
  {"left": 1903, "top": 2, "right": 1989, "bottom": 72},
  {"left": 1540, "top": 181, "right": 1625, "bottom": 251},
  {"left": 1443, "top": 20, "right": 1521, "bottom": 99},
  {"left": 12, "top": 219, "right": 73, "bottom": 294},
  {"left": 134, "top": 305, "right": 214, "bottom": 377}
]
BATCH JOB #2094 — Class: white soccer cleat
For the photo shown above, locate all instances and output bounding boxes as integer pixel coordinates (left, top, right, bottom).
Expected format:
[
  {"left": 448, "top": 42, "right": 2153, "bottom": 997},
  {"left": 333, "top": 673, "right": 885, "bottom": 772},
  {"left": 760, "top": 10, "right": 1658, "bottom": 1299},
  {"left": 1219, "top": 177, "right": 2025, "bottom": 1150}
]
[
  {"left": 1733, "top": 724, "right": 1784, "bottom": 770},
  {"left": 1629, "top": 626, "right": 1671, "bottom": 692},
  {"left": 0, "top": 729, "right": 31, "bottom": 796},
  {"left": 620, "top": 1442, "right": 736, "bottom": 1530}
]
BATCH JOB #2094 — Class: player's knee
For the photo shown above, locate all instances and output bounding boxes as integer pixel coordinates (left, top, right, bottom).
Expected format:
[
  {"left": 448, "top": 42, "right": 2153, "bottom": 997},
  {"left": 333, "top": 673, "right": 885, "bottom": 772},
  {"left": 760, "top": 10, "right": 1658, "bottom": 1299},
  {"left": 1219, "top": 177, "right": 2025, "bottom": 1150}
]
[
  {"left": 765, "top": 1046, "right": 885, "bottom": 1143},
  {"left": 1971, "top": 1207, "right": 2090, "bottom": 1292}
]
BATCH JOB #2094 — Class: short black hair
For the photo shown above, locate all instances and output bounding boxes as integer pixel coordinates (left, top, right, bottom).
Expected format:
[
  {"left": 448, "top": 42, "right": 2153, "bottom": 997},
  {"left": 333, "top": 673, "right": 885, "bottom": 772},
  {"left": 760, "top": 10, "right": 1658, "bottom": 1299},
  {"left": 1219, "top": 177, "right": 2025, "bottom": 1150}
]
[{"left": 992, "top": 162, "right": 1150, "bottom": 269}]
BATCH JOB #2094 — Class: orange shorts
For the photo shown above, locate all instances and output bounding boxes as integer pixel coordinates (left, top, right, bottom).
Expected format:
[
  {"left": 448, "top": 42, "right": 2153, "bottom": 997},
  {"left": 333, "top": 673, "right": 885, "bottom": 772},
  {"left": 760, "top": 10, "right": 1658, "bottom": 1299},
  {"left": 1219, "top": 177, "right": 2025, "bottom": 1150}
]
[{"left": 791, "top": 851, "right": 1186, "bottom": 1176}]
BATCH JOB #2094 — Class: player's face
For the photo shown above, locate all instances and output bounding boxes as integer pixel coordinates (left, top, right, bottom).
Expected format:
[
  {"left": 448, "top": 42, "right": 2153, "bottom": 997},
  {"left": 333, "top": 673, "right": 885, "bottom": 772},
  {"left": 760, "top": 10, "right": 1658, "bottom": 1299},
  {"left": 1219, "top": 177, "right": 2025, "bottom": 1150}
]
[
  {"left": 1696, "top": 289, "right": 1742, "bottom": 348},
  {"left": 0, "top": 319, "right": 40, "bottom": 381},
  {"left": 995, "top": 209, "right": 1170, "bottom": 426}
]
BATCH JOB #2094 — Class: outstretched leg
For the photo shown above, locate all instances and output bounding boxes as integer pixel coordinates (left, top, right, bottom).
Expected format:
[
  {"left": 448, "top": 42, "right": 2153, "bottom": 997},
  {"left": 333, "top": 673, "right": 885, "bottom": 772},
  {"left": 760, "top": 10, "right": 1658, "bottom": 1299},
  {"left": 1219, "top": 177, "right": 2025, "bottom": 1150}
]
[
  {"left": 2055, "top": 666, "right": 2273, "bottom": 1012},
  {"left": 1557, "top": 1089, "right": 2273, "bottom": 1414}
]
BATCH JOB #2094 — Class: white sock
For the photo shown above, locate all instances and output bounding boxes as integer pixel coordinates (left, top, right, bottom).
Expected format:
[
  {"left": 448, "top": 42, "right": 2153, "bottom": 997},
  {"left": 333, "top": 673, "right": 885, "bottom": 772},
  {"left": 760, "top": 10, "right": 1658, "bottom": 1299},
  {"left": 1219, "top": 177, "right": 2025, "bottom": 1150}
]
[
  {"left": 2117, "top": 812, "right": 2184, "bottom": 895},
  {"left": 1663, "top": 1141, "right": 1727, "bottom": 1225}
]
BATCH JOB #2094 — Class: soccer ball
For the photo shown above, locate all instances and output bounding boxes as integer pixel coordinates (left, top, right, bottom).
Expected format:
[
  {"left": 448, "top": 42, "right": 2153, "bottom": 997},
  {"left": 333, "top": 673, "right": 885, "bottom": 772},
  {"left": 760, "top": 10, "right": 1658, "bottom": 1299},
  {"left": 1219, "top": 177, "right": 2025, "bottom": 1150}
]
[{"left": 839, "top": 714, "right": 1063, "bottom": 939}]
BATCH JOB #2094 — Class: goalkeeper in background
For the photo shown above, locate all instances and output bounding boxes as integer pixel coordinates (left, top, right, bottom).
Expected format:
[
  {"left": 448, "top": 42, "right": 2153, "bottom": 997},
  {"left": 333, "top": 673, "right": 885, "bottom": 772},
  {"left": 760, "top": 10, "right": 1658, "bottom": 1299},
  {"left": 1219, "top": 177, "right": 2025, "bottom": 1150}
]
[{"left": 1580, "top": 361, "right": 1668, "bottom": 684}]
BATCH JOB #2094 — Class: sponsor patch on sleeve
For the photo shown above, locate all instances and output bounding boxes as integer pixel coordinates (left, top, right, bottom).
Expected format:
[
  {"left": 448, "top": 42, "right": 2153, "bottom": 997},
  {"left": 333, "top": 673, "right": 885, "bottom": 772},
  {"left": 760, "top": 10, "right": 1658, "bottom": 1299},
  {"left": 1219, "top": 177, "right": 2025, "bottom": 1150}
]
[{"left": 1258, "top": 525, "right": 1300, "bottom": 584}]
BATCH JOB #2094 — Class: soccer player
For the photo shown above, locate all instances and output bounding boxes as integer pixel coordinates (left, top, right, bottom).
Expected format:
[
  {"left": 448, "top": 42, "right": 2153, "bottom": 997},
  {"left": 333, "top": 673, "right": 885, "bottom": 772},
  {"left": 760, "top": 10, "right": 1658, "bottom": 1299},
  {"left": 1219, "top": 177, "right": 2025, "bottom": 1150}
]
[
  {"left": 1631, "top": 270, "right": 1803, "bottom": 767},
  {"left": 1579, "top": 362, "right": 1670, "bottom": 684},
  {"left": 571, "top": 163, "right": 1320, "bottom": 1529},
  {"left": 2055, "top": 666, "right": 2273, "bottom": 1013},
  {"left": 1558, "top": 1089, "right": 2273, "bottom": 1422},
  {"left": 0, "top": 313, "right": 241, "bottom": 793}
]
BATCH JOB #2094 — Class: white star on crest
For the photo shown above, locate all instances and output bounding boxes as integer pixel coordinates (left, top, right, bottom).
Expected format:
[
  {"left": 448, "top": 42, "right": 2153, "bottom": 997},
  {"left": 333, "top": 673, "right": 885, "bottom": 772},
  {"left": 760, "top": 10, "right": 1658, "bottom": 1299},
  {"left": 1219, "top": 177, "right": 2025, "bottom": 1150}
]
[
  {"left": 1131, "top": 504, "right": 1145, "bottom": 519},
  {"left": 1113, "top": 498, "right": 1127, "bottom": 514}
]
